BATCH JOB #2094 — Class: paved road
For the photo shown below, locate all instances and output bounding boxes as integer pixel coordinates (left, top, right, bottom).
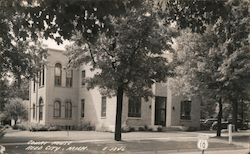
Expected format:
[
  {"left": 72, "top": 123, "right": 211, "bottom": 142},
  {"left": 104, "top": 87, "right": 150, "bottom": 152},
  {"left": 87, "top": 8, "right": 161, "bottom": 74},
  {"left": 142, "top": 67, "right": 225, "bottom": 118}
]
[
  {"left": 0, "top": 130, "right": 249, "bottom": 154},
  {"left": 0, "top": 139, "right": 248, "bottom": 154}
]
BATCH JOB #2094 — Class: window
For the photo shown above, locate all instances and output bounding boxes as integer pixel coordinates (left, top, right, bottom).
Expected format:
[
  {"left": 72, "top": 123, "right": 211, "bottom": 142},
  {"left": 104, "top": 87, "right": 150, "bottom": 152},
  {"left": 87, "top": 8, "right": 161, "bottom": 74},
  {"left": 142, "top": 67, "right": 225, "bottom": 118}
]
[
  {"left": 128, "top": 96, "right": 141, "bottom": 117},
  {"left": 38, "top": 71, "right": 41, "bottom": 87},
  {"left": 81, "top": 99, "right": 85, "bottom": 118},
  {"left": 39, "top": 98, "right": 44, "bottom": 121},
  {"left": 81, "top": 70, "right": 86, "bottom": 86},
  {"left": 54, "top": 63, "right": 62, "bottom": 86},
  {"left": 101, "top": 97, "right": 106, "bottom": 117},
  {"left": 33, "top": 104, "right": 36, "bottom": 119},
  {"left": 180, "top": 100, "right": 191, "bottom": 120},
  {"left": 42, "top": 65, "right": 45, "bottom": 86},
  {"left": 65, "top": 101, "right": 72, "bottom": 118},
  {"left": 54, "top": 101, "right": 61, "bottom": 117},
  {"left": 66, "top": 70, "right": 73, "bottom": 87},
  {"left": 33, "top": 78, "right": 36, "bottom": 93}
]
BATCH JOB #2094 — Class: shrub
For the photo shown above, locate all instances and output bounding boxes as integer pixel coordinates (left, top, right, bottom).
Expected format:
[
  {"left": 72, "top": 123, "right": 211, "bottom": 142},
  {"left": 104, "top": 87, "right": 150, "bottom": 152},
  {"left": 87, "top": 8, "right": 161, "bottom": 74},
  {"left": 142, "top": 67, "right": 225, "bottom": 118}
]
[
  {"left": 144, "top": 125, "right": 148, "bottom": 131},
  {"left": 11, "top": 122, "right": 31, "bottom": 131},
  {"left": 48, "top": 126, "right": 61, "bottom": 131},
  {"left": 80, "top": 122, "right": 95, "bottom": 131},
  {"left": 121, "top": 125, "right": 130, "bottom": 133},
  {"left": 98, "top": 125, "right": 110, "bottom": 132},
  {"left": 39, "top": 126, "right": 49, "bottom": 131},
  {"left": 0, "top": 126, "right": 6, "bottom": 139},
  {"left": 129, "top": 127, "right": 135, "bottom": 132},
  {"left": 12, "top": 125, "right": 18, "bottom": 130},
  {"left": 157, "top": 126, "right": 163, "bottom": 132},
  {"left": 186, "top": 127, "right": 198, "bottom": 132},
  {"left": 87, "top": 125, "right": 95, "bottom": 131},
  {"left": 138, "top": 127, "right": 145, "bottom": 131},
  {"left": 148, "top": 128, "right": 153, "bottom": 131},
  {"left": 29, "top": 124, "right": 49, "bottom": 131}
]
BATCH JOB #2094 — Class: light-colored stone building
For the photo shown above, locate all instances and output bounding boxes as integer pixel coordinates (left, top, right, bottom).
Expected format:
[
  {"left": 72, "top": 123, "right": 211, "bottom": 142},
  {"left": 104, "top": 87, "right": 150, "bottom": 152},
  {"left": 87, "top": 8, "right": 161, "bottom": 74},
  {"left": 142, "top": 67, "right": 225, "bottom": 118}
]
[{"left": 29, "top": 48, "right": 200, "bottom": 131}]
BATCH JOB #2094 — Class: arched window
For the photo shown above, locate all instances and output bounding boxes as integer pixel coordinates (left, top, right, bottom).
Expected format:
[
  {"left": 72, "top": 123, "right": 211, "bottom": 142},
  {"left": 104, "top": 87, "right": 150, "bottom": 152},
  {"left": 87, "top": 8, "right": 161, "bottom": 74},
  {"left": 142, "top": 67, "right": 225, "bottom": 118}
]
[
  {"left": 54, "top": 101, "right": 61, "bottom": 117},
  {"left": 65, "top": 101, "right": 72, "bottom": 118},
  {"left": 39, "top": 98, "right": 44, "bottom": 121},
  {"left": 54, "top": 63, "right": 62, "bottom": 86}
]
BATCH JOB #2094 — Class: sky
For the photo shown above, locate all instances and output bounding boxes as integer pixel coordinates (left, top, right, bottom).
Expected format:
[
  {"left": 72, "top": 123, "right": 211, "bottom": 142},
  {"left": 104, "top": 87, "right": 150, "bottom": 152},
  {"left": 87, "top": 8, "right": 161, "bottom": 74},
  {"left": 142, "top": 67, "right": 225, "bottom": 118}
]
[{"left": 42, "top": 38, "right": 70, "bottom": 50}]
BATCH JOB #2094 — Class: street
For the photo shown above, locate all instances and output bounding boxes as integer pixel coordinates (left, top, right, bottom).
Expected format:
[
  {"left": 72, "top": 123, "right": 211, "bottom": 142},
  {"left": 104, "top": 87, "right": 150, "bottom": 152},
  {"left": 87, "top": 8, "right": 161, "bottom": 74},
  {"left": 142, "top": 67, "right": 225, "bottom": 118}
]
[{"left": 0, "top": 130, "right": 249, "bottom": 154}]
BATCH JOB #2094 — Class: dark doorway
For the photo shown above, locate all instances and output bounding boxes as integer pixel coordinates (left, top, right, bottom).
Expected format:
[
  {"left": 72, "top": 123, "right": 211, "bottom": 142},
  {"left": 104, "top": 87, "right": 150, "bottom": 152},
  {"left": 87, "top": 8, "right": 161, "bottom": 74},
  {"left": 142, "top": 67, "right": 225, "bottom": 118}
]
[{"left": 155, "top": 96, "right": 166, "bottom": 126}]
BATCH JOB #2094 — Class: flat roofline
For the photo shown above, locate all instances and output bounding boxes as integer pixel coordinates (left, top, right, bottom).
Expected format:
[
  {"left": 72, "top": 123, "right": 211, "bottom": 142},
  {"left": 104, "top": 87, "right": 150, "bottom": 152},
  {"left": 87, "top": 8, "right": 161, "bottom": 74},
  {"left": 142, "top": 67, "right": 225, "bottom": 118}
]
[{"left": 47, "top": 48, "right": 65, "bottom": 53}]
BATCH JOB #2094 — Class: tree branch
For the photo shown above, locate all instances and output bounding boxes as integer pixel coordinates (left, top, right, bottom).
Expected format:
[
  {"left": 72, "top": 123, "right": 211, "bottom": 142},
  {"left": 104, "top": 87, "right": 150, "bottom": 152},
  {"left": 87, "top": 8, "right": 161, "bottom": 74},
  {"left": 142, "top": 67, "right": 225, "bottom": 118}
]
[
  {"left": 102, "top": 47, "right": 117, "bottom": 70},
  {"left": 88, "top": 44, "right": 97, "bottom": 67}
]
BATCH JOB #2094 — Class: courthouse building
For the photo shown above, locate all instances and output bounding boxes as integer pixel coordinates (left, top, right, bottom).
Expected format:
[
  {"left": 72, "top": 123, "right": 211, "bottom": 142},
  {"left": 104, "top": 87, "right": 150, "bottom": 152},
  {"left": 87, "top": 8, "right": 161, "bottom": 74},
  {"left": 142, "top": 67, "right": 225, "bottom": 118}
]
[{"left": 29, "top": 48, "right": 200, "bottom": 131}]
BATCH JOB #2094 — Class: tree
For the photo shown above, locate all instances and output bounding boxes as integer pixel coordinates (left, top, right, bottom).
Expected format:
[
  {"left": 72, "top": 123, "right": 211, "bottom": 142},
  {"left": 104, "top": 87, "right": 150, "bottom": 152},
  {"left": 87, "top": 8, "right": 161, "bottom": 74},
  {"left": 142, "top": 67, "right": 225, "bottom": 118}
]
[
  {"left": 3, "top": 98, "right": 28, "bottom": 125},
  {"left": 0, "top": 79, "right": 10, "bottom": 111},
  {"left": 5, "top": 0, "right": 247, "bottom": 137},
  {"left": 0, "top": 1, "right": 47, "bottom": 86},
  {"left": 173, "top": 17, "right": 250, "bottom": 135},
  {"left": 9, "top": 78, "right": 30, "bottom": 100},
  {"left": 66, "top": 2, "right": 176, "bottom": 141},
  {"left": 156, "top": 0, "right": 250, "bottom": 134}
]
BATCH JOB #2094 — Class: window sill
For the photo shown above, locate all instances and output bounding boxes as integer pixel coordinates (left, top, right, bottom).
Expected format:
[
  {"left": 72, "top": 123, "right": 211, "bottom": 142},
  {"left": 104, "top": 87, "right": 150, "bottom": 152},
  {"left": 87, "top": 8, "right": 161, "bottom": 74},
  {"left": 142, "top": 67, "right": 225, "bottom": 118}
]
[
  {"left": 180, "top": 119, "right": 192, "bottom": 122},
  {"left": 39, "top": 85, "right": 45, "bottom": 89},
  {"left": 64, "top": 118, "right": 73, "bottom": 120},
  {"left": 101, "top": 117, "right": 106, "bottom": 119},
  {"left": 53, "top": 117, "right": 61, "bottom": 119},
  {"left": 65, "top": 86, "right": 73, "bottom": 88},
  {"left": 127, "top": 117, "right": 142, "bottom": 120}
]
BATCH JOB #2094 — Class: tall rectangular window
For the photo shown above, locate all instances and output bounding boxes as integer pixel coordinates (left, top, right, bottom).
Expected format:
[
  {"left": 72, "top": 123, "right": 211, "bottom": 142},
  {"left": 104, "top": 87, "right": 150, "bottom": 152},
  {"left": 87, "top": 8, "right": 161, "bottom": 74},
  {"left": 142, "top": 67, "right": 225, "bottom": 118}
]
[
  {"left": 128, "top": 96, "right": 141, "bottom": 117},
  {"left": 180, "top": 100, "right": 191, "bottom": 120},
  {"left": 38, "top": 98, "right": 44, "bottom": 121},
  {"left": 42, "top": 65, "right": 45, "bottom": 86},
  {"left": 38, "top": 71, "right": 41, "bottom": 87},
  {"left": 54, "top": 101, "right": 61, "bottom": 117},
  {"left": 66, "top": 70, "right": 73, "bottom": 87},
  {"left": 81, "top": 99, "right": 85, "bottom": 118},
  {"left": 33, "top": 104, "right": 36, "bottom": 119},
  {"left": 65, "top": 101, "right": 72, "bottom": 118},
  {"left": 101, "top": 97, "right": 106, "bottom": 117},
  {"left": 54, "top": 63, "right": 62, "bottom": 86},
  {"left": 33, "top": 78, "right": 36, "bottom": 93},
  {"left": 81, "top": 70, "right": 86, "bottom": 86}
]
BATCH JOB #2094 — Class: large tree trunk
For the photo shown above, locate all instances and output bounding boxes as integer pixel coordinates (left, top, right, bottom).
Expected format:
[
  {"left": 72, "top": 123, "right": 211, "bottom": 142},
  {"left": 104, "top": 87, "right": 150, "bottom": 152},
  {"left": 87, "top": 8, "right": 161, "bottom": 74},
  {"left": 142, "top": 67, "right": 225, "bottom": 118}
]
[
  {"left": 216, "top": 98, "right": 222, "bottom": 137},
  {"left": 232, "top": 99, "right": 238, "bottom": 131},
  {"left": 114, "top": 85, "right": 124, "bottom": 141},
  {"left": 241, "top": 99, "right": 244, "bottom": 122}
]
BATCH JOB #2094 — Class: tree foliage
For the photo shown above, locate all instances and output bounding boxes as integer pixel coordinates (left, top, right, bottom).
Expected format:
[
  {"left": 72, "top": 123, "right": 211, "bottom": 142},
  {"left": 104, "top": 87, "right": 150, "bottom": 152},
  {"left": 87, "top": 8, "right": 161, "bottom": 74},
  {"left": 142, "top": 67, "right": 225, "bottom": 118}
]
[
  {"left": 0, "top": 1, "right": 47, "bottom": 83},
  {"left": 172, "top": 0, "right": 250, "bottom": 133},
  {"left": 66, "top": 6, "right": 176, "bottom": 98},
  {"left": 0, "top": 77, "right": 29, "bottom": 115},
  {"left": 1, "top": 0, "right": 248, "bottom": 139},
  {"left": 154, "top": 0, "right": 229, "bottom": 33},
  {"left": 66, "top": 2, "right": 176, "bottom": 140},
  {"left": 3, "top": 98, "right": 28, "bottom": 123},
  {"left": 0, "top": 79, "right": 10, "bottom": 111}
]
